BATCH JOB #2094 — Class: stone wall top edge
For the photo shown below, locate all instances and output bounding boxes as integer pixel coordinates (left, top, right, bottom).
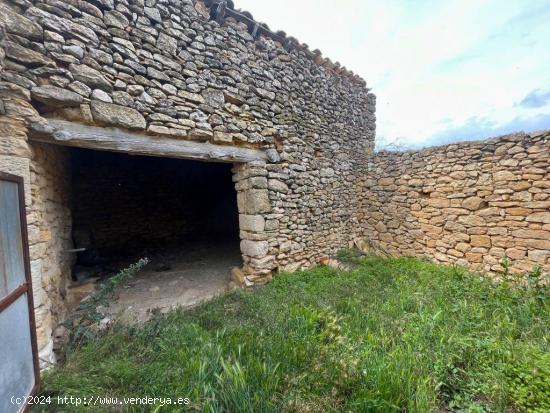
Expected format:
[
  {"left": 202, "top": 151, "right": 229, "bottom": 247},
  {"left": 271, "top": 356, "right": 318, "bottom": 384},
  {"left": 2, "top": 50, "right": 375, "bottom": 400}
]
[
  {"left": 0, "top": 0, "right": 375, "bottom": 151},
  {"left": 375, "top": 129, "right": 550, "bottom": 158},
  {"left": 201, "top": 0, "right": 368, "bottom": 88}
]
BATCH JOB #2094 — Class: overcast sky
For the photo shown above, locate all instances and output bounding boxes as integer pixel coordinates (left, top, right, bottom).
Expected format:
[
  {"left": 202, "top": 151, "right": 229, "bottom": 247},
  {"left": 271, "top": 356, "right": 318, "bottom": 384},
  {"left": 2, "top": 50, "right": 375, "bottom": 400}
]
[{"left": 236, "top": 0, "right": 550, "bottom": 149}]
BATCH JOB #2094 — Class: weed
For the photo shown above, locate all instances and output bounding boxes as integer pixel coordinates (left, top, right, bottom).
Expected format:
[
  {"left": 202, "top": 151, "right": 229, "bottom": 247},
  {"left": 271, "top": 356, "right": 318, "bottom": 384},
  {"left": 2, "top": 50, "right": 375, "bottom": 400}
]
[
  {"left": 62, "top": 258, "right": 149, "bottom": 353},
  {"left": 40, "top": 257, "right": 549, "bottom": 412}
]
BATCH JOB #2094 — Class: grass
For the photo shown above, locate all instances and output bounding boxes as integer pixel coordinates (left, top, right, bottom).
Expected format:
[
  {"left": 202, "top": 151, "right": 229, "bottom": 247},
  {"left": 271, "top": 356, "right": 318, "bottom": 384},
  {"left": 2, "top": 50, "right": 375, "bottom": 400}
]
[{"left": 38, "top": 256, "right": 549, "bottom": 412}]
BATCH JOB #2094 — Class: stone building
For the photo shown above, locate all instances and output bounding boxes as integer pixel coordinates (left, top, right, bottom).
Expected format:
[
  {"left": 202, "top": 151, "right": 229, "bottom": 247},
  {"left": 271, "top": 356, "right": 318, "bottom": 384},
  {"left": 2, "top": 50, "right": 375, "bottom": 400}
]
[
  {"left": 0, "top": 0, "right": 375, "bottom": 365},
  {"left": 0, "top": 0, "right": 548, "bottom": 368}
]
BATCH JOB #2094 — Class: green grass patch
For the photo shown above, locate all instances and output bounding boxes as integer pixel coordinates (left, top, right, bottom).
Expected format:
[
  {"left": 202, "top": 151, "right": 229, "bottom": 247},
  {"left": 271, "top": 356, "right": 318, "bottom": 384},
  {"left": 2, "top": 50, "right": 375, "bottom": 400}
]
[{"left": 38, "top": 257, "right": 549, "bottom": 412}]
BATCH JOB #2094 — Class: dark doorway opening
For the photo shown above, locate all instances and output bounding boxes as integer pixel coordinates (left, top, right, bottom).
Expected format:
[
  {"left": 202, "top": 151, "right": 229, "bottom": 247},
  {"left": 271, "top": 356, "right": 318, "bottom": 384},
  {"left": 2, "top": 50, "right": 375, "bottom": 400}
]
[{"left": 69, "top": 148, "right": 241, "bottom": 320}]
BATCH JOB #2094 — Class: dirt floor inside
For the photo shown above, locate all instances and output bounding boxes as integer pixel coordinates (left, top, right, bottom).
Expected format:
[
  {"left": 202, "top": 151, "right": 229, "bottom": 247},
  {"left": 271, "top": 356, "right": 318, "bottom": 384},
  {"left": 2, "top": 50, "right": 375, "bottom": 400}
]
[{"left": 104, "top": 242, "right": 241, "bottom": 323}]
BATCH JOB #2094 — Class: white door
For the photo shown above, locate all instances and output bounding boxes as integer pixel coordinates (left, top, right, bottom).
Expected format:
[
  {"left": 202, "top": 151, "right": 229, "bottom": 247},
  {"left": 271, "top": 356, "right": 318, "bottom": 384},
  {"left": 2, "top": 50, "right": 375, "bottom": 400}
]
[{"left": 0, "top": 172, "right": 40, "bottom": 413}]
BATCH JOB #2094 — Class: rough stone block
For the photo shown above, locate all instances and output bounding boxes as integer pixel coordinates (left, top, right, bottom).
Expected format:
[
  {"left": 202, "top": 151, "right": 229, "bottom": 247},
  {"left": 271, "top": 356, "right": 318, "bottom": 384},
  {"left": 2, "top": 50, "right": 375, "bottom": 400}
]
[
  {"left": 268, "top": 179, "right": 289, "bottom": 193},
  {"left": 238, "top": 190, "right": 271, "bottom": 214},
  {"left": 528, "top": 250, "right": 549, "bottom": 264},
  {"left": 0, "top": 4, "right": 43, "bottom": 40},
  {"left": 104, "top": 10, "right": 129, "bottom": 29},
  {"left": 157, "top": 33, "right": 177, "bottom": 55},
  {"left": 240, "top": 240, "right": 269, "bottom": 258},
  {"left": 201, "top": 89, "right": 225, "bottom": 108},
  {"left": 462, "top": 196, "right": 486, "bottom": 211},
  {"left": 5, "top": 41, "right": 53, "bottom": 67},
  {"left": 427, "top": 198, "right": 450, "bottom": 208},
  {"left": 526, "top": 212, "right": 550, "bottom": 224},
  {"left": 493, "top": 170, "right": 518, "bottom": 181},
  {"left": 90, "top": 101, "right": 146, "bottom": 130},
  {"left": 512, "top": 229, "right": 549, "bottom": 240},
  {"left": 505, "top": 248, "right": 526, "bottom": 260},
  {"left": 69, "top": 63, "right": 112, "bottom": 92},
  {"left": 465, "top": 252, "right": 483, "bottom": 263},
  {"left": 470, "top": 235, "right": 491, "bottom": 248},
  {"left": 239, "top": 214, "right": 266, "bottom": 232}
]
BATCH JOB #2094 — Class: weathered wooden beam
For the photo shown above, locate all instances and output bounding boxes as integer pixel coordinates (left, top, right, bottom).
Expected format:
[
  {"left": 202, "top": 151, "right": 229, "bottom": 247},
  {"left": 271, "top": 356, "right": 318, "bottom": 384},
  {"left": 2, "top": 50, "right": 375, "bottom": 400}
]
[{"left": 29, "top": 120, "right": 266, "bottom": 164}]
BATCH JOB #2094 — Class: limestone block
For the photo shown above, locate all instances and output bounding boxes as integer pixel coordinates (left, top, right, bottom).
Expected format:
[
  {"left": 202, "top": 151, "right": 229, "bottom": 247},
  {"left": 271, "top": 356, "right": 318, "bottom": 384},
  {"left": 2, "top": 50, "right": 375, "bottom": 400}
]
[
  {"left": 455, "top": 242, "right": 470, "bottom": 253},
  {"left": 526, "top": 212, "right": 550, "bottom": 224},
  {"left": 250, "top": 255, "right": 276, "bottom": 270},
  {"left": 513, "top": 238, "right": 549, "bottom": 251},
  {"left": 528, "top": 250, "right": 549, "bottom": 264},
  {"left": 458, "top": 215, "right": 486, "bottom": 227},
  {"left": 0, "top": 155, "right": 31, "bottom": 203},
  {"left": 378, "top": 177, "right": 394, "bottom": 186},
  {"left": 493, "top": 170, "right": 518, "bottom": 181},
  {"left": 69, "top": 63, "right": 112, "bottom": 92},
  {"left": 104, "top": 10, "right": 129, "bottom": 29},
  {"left": 0, "top": 3, "right": 43, "bottom": 40},
  {"left": 239, "top": 214, "right": 266, "bottom": 232},
  {"left": 201, "top": 89, "right": 225, "bottom": 109},
  {"left": 510, "top": 191, "right": 532, "bottom": 202},
  {"left": 157, "top": 33, "right": 178, "bottom": 55},
  {"left": 279, "top": 240, "right": 293, "bottom": 253},
  {"left": 264, "top": 220, "right": 279, "bottom": 231},
  {"left": 4, "top": 41, "right": 54, "bottom": 67},
  {"left": 470, "top": 235, "right": 491, "bottom": 248},
  {"left": 91, "top": 89, "right": 112, "bottom": 103},
  {"left": 268, "top": 179, "right": 289, "bottom": 193},
  {"left": 505, "top": 248, "right": 526, "bottom": 260},
  {"left": 241, "top": 240, "right": 269, "bottom": 258},
  {"left": 512, "top": 229, "right": 549, "bottom": 240},
  {"left": 90, "top": 101, "right": 146, "bottom": 130},
  {"left": 144, "top": 6, "right": 162, "bottom": 23},
  {"left": 465, "top": 252, "right": 483, "bottom": 263},
  {"left": 213, "top": 131, "right": 233, "bottom": 144},
  {"left": 280, "top": 262, "right": 302, "bottom": 273},
  {"left": 427, "top": 198, "right": 450, "bottom": 208},
  {"left": 510, "top": 181, "right": 531, "bottom": 191},
  {"left": 249, "top": 177, "right": 268, "bottom": 189},
  {"left": 238, "top": 189, "right": 271, "bottom": 214},
  {"left": 462, "top": 196, "right": 486, "bottom": 211},
  {"left": 266, "top": 149, "right": 281, "bottom": 163},
  {"left": 506, "top": 207, "right": 531, "bottom": 216},
  {"left": 31, "top": 85, "right": 83, "bottom": 107}
]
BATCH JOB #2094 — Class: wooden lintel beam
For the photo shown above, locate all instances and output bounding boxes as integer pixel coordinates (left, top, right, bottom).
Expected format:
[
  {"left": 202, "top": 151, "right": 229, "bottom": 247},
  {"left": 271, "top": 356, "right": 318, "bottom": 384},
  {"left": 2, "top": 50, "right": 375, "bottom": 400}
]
[{"left": 29, "top": 120, "right": 266, "bottom": 164}]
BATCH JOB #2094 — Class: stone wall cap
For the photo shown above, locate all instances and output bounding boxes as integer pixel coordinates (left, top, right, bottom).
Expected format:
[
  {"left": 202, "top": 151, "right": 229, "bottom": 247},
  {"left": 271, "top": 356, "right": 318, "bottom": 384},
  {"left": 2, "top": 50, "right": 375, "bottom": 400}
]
[{"left": 376, "top": 129, "right": 550, "bottom": 156}]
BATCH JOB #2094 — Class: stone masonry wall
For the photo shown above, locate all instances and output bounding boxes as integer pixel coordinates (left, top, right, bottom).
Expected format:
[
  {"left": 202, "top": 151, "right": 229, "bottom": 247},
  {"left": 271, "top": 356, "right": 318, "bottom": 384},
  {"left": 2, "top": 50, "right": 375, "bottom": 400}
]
[
  {"left": 4, "top": 0, "right": 546, "bottom": 371},
  {"left": 29, "top": 142, "right": 73, "bottom": 367},
  {"left": 0, "top": 0, "right": 549, "bottom": 372},
  {"left": 0, "top": 82, "right": 73, "bottom": 367},
  {"left": 0, "top": 0, "right": 375, "bottom": 364},
  {"left": 362, "top": 131, "right": 550, "bottom": 276}
]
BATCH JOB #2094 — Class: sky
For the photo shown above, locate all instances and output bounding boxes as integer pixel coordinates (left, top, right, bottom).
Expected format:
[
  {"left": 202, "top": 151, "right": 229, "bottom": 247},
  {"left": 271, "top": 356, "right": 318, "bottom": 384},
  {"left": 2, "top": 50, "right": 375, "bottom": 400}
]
[{"left": 235, "top": 0, "right": 550, "bottom": 149}]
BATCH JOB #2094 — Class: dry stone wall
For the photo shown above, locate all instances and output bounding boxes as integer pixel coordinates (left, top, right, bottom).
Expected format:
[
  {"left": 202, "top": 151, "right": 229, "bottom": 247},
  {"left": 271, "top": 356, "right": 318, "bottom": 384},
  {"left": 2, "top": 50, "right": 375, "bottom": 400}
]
[
  {"left": 2, "top": 0, "right": 547, "bottom": 369},
  {"left": 0, "top": 0, "right": 375, "bottom": 364},
  {"left": 29, "top": 142, "right": 73, "bottom": 367},
  {"left": 362, "top": 131, "right": 550, "bottom": 276},
  {"left": 0, "top": 82, "right": 72, "bottom": 367}
]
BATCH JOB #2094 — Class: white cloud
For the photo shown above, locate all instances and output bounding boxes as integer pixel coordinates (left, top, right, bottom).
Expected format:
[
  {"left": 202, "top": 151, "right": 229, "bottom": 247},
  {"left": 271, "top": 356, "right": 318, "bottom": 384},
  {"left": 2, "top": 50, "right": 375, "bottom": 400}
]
[{"left": 234, "top": 0, "right": 550, "bottom": 147}]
